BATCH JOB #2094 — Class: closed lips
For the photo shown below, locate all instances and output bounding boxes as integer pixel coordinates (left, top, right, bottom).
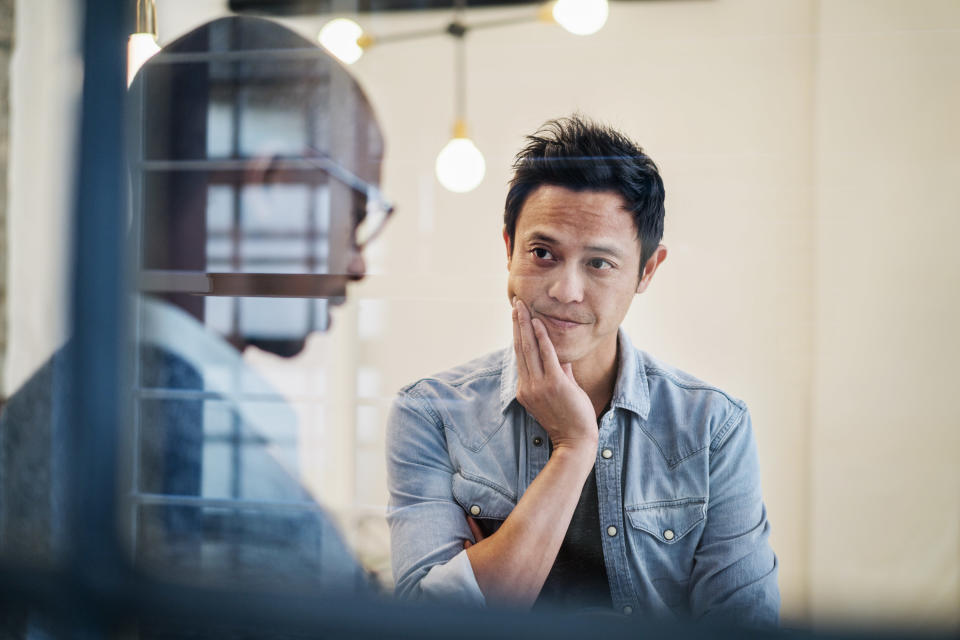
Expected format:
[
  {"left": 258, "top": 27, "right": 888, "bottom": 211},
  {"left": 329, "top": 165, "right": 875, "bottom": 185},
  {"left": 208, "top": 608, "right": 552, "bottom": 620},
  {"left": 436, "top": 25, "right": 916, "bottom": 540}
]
[{"left": 537, "top": 312, "right": 589, "bottom": 327}]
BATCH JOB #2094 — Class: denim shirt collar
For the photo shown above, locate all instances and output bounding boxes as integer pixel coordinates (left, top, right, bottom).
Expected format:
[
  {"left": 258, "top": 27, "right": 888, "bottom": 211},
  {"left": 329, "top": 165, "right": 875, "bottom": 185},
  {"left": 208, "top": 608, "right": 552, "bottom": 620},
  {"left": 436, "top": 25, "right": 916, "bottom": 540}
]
[
  {"left": 498, "top": 344, "right": 519, "bottom": 414},
  {"left": 498, "top": 327, "right": 651, "bottom": 420}
]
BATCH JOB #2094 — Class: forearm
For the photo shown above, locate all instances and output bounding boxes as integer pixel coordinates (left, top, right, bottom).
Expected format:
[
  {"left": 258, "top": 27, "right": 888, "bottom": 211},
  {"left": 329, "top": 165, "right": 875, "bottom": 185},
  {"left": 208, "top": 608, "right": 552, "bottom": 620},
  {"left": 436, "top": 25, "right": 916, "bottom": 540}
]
[{"left": 465, "top": 443, "right": 596, "bottom": 608}]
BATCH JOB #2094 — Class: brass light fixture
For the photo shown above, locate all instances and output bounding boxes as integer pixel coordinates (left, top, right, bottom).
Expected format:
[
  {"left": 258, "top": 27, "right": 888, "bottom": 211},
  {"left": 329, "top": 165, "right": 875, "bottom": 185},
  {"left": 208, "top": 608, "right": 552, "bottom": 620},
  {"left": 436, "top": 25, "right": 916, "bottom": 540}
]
[
  {"left": 315, "top": 1, "right": 610, "bottom": 192},
  {"left": 127, "top": 0, "right": 161, "bottom": 86}
]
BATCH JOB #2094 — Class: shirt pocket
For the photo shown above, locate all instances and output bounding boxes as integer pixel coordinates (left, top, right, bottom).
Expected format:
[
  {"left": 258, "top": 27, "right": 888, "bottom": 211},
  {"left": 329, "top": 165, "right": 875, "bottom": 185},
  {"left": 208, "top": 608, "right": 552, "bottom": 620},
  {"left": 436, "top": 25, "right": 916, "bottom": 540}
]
[
  {"left": 451, "top": 472, "right": 516, "bottom": 538},
  {"left": 624, "top": 497, "right": 706, "bottom": 544},
  {"left": 624, "top": 497, "right": 706, "bottom": 612}
]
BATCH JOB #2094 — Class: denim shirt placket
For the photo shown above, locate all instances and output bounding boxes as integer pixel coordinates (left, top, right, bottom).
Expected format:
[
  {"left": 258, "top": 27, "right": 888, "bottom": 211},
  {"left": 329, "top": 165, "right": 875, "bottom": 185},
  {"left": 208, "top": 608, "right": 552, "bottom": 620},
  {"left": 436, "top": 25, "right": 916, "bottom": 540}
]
[
  {"left": 518, "top": 384, "right": 638, "bottom": 613},
  {"left": 596, "top": 408, "right": 636, "bottom": 613},
  {"left": 521, "top": 410, "right": 550, "bottom": 495}
]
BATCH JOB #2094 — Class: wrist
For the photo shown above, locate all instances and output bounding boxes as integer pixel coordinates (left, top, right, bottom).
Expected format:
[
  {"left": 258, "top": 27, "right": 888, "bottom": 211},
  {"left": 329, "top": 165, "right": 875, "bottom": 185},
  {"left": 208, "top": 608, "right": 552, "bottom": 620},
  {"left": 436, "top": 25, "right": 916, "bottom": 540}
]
[{"left": 551, "top": 438, "right": 598, "bottom": 469}]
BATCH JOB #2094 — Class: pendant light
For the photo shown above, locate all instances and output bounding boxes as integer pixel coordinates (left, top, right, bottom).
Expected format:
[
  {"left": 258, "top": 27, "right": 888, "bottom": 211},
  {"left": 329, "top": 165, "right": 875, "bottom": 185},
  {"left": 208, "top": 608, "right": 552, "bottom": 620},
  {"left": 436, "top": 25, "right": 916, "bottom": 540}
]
[
  {"left": 549, "top": 0, "right": 610, "bottom": 36},
  {"left": 127, "top": 0, "right": 161, "bottom": 86},
  {"left": 314, "top": 1, "right": 610, "bottom": 193},
  {"left": 434, "top": 11, "right": 485, "bottom": 194},
  {"left": 318, "top": 18, "right": 374, "bottom": 65}
]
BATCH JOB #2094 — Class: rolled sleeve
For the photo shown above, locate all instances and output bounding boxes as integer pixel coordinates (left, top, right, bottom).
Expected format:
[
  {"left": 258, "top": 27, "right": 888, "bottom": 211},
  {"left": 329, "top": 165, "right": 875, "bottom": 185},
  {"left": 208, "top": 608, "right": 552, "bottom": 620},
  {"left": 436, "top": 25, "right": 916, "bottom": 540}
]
[
  {"left": 418, "top": 548, "right": 485, "bottom": 606},
  {"left": 385, "top": 388, "right": 486, "bottom": 606},
  {"left": 689, "top": 408, "right": 780, "bottom": 626}
]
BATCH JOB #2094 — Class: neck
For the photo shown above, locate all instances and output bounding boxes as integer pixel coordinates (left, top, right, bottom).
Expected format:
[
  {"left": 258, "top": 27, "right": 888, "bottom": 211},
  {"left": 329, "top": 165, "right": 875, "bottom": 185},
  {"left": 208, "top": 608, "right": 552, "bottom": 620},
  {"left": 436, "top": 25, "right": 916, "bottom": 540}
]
[{"left": 570, "top": 336, "right": 619, "bottom": 418}]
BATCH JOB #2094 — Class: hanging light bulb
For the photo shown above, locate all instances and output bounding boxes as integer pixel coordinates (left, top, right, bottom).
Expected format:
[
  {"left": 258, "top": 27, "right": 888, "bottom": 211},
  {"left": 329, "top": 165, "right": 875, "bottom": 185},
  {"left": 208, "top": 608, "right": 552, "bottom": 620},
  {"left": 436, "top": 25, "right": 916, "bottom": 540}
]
[
  {"left": 435, "top": 120, "right": 486, "bottom": 193},
  {"left": 550, "top": 0, "right": 609, "bottom": 36},
  {"left": 127, "top": 0, "right": 161, "bottom": 86},
  {"left": 436, "top": 15, "right": 485, "bottom": 194},
  {"left": 318, "top": 18, "right": 373, "bottom": 65}
]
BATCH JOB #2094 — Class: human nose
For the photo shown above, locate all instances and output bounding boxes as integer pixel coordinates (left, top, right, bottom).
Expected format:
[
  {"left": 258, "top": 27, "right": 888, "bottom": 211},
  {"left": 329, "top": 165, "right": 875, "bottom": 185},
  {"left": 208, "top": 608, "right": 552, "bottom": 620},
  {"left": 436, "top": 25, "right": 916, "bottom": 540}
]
[
  {"left": 547, "top": 263, "right": 584, "bottom": 304},
  {"left": 346, "top": 249, "right": 366, "bottom": 281}
]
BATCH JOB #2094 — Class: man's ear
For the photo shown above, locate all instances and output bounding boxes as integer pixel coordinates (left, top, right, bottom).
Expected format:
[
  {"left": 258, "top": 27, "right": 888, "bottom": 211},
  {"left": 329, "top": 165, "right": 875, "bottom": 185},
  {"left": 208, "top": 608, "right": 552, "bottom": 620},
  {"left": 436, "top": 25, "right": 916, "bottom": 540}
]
[
  {"left": 636, "top": 244, "right": 668, "bottom": 294},
  {"left": 503, "top": 227, "right": 513, "bottom": 269}
]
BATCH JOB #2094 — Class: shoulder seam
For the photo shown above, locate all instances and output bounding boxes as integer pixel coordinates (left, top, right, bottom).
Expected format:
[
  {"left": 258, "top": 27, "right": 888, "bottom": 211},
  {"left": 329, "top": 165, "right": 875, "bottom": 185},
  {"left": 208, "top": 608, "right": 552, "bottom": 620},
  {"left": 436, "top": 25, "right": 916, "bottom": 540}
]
[
  {"left": 396, "top": 385, "right": 445, "bottom": 433},
  {"left": 644, "top": 365, "right": 745, "bottom": 409},
  {"left": 709, "top": 403, "right": 747, "bottom": 452},
  {"left": 400, "top": 364, "right": 503, "bottom": 393}
]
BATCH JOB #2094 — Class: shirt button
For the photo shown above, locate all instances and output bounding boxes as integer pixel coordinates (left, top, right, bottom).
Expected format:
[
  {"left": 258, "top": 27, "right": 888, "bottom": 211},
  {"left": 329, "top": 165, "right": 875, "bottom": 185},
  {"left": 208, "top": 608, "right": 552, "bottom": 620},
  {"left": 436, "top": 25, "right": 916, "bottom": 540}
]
[
  {"left": 601, "top": 448, "right": 613, "bottom": 459},
  {"left": 469, "top": 505, "right": 481, "bottom": 516},
  {"left": 663, "top": 529, "right": 675, "bottom": 540},
  {"left": 622, "top": 606, "right": 633, "bottom": 615},
  {"left": 606, "top": 525, "right": 617, "bottom": 537},
  {"left": 533, "top": 436, "right": 543, "bottom": 447}
]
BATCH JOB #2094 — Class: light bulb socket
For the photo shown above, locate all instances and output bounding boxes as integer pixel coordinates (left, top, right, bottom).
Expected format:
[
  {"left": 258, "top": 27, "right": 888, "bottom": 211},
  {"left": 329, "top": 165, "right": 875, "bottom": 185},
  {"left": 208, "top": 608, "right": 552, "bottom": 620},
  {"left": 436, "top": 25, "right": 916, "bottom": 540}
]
[
  {"left": 136, "top": 0, "right": 158, "bottom": 38},
  {"left": 538, "top": 1, "right": 558, "bottom": 24},
  {"left": 446, "top": 21, "right": 469, "bottom": 38},
  {"left": 357, "top": 33, "right": 375, "bottom": 49},
  {"left": 452, "top": 119, "right": 469, "bottom": 139}
]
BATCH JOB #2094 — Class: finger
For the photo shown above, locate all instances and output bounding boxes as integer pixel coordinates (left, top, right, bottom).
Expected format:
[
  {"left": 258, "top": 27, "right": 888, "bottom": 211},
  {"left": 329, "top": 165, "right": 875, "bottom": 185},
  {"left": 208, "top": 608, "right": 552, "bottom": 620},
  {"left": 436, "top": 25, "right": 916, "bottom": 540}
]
[
  {"left": 467, "top": 516, "right": 485, "bottom": 543},
  {"left": 561, "top": 362, "right": 578, "bottom": 383},
  {"left": 512, "top": 300, "right": 529, "bottom": 380},
  {"left": 516, "top": 299, "right": 544, "bottom": 377},
  {"left": 532, "top": 318, "right": 564, "bottom": 378}
]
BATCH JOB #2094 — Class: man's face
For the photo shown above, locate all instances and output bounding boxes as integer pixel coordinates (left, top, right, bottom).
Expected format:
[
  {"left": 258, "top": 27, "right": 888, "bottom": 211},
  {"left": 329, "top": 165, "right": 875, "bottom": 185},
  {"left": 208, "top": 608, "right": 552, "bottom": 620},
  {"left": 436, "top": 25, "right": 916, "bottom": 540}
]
[{"left": 505, "top": 185, "right": 645, "bottom": 368}]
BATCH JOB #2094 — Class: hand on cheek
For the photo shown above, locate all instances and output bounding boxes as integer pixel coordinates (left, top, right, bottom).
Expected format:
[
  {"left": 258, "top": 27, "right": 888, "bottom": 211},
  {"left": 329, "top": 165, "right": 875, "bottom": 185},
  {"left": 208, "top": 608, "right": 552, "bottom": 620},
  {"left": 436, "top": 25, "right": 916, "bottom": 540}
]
[{"left": 512, "top": 298, "right": 598, "bottom": 454}]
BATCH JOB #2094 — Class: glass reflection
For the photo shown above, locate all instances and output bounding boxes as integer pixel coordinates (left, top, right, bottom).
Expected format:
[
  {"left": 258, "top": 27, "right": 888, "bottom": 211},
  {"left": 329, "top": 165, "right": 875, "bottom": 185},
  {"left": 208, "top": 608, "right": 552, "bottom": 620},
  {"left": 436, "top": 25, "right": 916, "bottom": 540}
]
[{"left": 125, "top": 15, "right": 389, "bottom": 593}]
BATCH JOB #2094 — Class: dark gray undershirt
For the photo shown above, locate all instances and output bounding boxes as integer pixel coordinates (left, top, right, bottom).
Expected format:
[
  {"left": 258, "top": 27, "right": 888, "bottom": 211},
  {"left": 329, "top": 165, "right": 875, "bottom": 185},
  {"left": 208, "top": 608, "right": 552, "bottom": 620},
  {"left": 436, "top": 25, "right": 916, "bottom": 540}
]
[{"left": 533, "top": 411, "right": 612, "bottom": 611}]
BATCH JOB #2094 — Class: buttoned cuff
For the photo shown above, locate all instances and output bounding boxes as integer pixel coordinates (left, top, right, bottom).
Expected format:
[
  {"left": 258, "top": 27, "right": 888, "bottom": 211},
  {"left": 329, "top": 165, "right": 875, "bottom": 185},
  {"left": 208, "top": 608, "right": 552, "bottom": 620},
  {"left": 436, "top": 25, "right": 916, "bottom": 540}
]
[{"left": 417, "top": 548, "right": 486, "bottom": 607}]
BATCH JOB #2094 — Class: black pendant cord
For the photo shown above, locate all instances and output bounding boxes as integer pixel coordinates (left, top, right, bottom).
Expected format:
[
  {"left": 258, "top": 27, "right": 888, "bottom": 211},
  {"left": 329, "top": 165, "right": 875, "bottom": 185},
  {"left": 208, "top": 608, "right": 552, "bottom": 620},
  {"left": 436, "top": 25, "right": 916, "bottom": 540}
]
[{"left": 453, "top": 0, "right": 467, "bottom": 129}]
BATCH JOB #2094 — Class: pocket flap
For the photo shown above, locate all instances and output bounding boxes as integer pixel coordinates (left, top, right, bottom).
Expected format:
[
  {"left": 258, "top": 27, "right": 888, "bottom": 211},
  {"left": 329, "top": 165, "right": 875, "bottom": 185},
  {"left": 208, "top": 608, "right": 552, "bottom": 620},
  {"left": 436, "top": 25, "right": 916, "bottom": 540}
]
[
  {"left": 625, "top": 498, "right": 706, "bottom": 544},
  {"left": 451, "top": 472, "right": 516, "bottom": 520}
]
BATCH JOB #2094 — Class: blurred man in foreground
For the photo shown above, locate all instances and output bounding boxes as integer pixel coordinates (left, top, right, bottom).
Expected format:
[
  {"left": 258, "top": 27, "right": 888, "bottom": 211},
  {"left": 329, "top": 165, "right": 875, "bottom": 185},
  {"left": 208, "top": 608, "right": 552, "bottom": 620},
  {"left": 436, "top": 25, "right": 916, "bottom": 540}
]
[{"left": 1, "top": 15, "right": 392, "bottom": 635}]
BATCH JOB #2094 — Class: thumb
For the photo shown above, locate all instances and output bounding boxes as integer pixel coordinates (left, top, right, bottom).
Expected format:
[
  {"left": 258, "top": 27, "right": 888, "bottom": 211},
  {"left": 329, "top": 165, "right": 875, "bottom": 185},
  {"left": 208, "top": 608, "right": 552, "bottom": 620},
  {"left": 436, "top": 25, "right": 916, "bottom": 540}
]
[{"left": 561, "top": 362, "right": 577, "bottom": 382}]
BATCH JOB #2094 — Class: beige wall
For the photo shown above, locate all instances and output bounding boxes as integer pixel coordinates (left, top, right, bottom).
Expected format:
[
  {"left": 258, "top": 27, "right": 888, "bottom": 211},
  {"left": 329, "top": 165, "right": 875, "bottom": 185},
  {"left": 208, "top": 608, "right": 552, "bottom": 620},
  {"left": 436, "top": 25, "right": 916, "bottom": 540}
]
[
  {"left": 5, "top": 0, "right": 958, "bottom": 629},
  {"left": 809, "top": 0, "right": 960, "bottom": 628}
]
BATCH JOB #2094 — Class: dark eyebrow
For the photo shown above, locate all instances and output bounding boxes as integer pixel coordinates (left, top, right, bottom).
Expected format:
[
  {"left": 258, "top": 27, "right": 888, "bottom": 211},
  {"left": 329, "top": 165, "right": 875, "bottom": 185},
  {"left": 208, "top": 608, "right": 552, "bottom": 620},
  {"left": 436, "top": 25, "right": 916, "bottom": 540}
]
[
  {"left": 527, "top": 232, "right": 559, "bottom": 245},
  {"left": 526, "top": 232, "right": 624, "bottom": 259},
  {"left": 585, "top": 244, "right": 623, "bottom": 259}
]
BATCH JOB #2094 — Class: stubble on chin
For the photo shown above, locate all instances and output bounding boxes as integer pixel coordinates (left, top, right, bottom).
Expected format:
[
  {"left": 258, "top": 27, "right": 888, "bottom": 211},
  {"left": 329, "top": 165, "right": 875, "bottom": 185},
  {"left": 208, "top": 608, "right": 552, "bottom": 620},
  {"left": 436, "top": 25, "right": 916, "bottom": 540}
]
[{"left": 548, "top": 336, "right": 579, "bottom": 366}]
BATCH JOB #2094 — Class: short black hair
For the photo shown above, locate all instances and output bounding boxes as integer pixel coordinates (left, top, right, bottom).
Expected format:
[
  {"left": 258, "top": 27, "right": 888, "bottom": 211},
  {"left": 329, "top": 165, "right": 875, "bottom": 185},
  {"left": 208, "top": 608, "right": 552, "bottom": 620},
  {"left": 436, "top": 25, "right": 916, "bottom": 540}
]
[{"left": 504, "top": 115, "right": 665, "bottom": 270}]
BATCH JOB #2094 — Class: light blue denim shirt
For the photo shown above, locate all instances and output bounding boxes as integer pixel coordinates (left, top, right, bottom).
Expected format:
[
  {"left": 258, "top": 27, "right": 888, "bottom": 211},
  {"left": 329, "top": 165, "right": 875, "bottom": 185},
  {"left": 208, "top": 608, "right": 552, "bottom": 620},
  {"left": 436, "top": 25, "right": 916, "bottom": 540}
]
[{"left": 386, "top": 329, "right": 779, "bottom": 626}]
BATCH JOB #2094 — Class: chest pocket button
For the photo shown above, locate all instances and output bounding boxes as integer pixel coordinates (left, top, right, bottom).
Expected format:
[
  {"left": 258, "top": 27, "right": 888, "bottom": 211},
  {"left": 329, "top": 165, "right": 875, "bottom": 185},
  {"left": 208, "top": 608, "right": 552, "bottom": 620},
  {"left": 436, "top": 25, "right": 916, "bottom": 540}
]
[{"left": 452, "top": 473, "right": 517, "bottom": 520}]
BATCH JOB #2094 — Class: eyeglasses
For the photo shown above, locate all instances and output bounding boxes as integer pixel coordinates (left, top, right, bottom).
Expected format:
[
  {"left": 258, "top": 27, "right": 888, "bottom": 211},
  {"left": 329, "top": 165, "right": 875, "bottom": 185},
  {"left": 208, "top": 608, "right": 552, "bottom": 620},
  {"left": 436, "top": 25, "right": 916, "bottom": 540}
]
[
  {"left": 140, "top": 152, "right": 395, "bottom": 250},
  {"left": 136, "top": 152, "right": 395, "bottom": 299},
  {"left": 304, "top": 150, "right": 395, "bottom": 250}
]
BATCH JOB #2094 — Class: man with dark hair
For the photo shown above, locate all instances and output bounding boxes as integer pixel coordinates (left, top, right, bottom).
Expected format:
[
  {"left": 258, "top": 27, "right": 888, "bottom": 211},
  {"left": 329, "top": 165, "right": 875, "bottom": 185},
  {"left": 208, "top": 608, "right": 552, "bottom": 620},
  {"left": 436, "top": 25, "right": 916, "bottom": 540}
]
[
  {"left": 504, "top": 117, "right": 665, "bottom": 271},
  {"left": 386, "top": 115, "right": 779, "bottom": 625}
]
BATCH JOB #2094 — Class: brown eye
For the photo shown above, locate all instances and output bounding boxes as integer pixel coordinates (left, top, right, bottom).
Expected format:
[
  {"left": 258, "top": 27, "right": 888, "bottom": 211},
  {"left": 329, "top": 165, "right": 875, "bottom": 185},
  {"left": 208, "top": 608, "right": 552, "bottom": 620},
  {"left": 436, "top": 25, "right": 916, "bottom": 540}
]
[{"left": 532, "top": 248, "right": 553, "bottom": 260}]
